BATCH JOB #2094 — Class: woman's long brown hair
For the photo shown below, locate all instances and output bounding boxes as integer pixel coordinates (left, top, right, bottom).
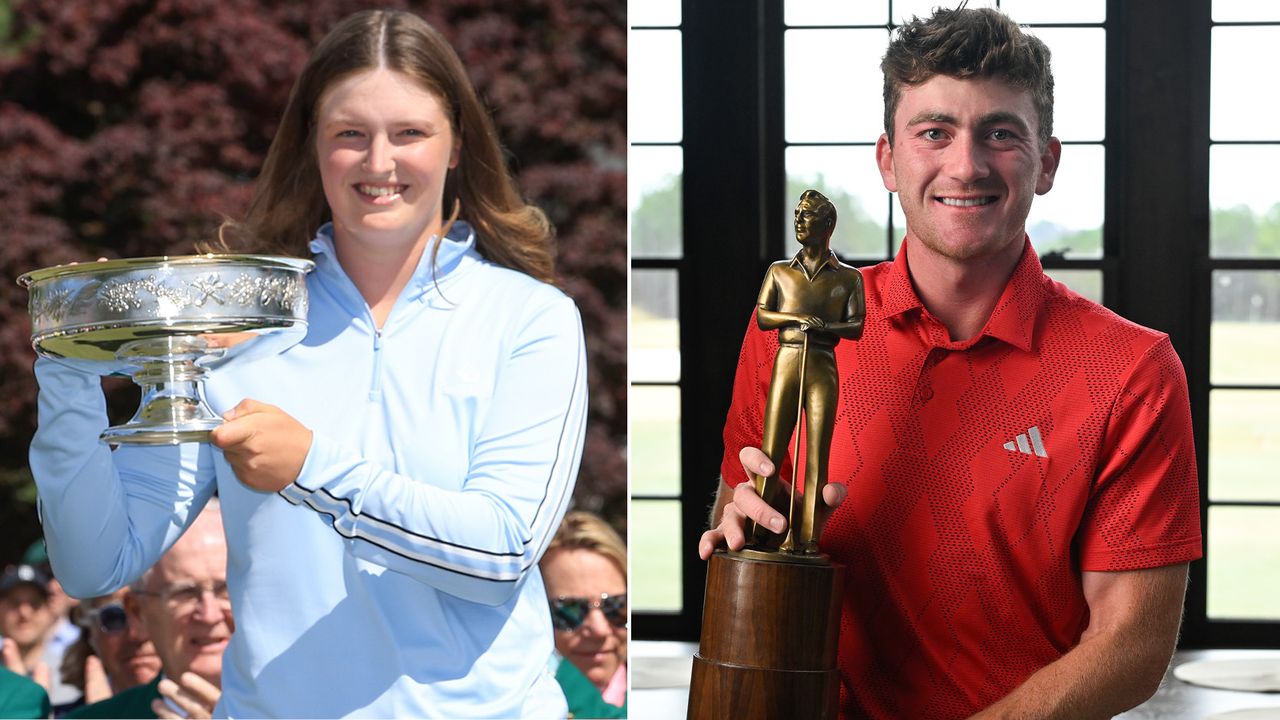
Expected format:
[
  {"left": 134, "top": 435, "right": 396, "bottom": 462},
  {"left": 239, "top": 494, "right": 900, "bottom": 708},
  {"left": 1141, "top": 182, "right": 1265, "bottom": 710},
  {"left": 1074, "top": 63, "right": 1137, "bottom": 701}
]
[{"left": 214, "top": 10, "right": 554, "bottom": 283}]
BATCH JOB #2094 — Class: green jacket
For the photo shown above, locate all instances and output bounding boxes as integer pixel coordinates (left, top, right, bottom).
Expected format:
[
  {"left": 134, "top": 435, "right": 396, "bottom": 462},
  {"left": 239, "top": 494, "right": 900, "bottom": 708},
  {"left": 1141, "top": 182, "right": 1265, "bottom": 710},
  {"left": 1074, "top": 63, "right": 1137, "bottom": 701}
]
[
  {"left": 64, "top": 675, "right": 160, "bottom": 719},
  {"left": 555, "top": 659, "right": 627, "bottom": 719},
  {"left": 0, "top": 667, "right": 50, "bottom": 720}
]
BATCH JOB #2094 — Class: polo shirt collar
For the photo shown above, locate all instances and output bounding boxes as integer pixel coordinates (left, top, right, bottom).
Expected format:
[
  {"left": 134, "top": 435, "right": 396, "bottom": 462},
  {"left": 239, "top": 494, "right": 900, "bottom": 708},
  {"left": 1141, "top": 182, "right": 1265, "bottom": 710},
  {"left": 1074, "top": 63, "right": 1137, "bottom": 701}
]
[
  {"left": 881, "top": 236, "right": 1047, "bottom": 352},
  {"left": 787, "top": 248, "right": 840, "bottom": 280}
]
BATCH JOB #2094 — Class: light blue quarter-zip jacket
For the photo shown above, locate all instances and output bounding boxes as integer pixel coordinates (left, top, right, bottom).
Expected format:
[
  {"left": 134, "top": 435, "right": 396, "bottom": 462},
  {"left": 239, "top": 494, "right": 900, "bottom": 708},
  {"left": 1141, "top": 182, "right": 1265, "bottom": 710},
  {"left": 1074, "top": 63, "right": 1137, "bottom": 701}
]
[{"left": 30, "top": 221, "right": 588, "bottom": 718}]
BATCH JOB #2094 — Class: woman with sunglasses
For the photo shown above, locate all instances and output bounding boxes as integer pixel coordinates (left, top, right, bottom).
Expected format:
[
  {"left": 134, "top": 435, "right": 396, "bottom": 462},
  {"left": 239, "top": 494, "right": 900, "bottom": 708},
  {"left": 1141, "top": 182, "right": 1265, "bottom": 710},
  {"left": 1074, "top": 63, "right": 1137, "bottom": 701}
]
[{"left": 540, "top": 511, "right": 628, "bottom": 717}]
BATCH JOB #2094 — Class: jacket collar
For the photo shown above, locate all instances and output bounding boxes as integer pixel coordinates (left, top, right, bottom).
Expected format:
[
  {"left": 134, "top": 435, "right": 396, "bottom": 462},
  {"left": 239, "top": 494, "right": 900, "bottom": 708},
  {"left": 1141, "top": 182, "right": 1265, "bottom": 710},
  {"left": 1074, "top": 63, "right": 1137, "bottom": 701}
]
[{"left": 308, "top": 220, "right": 478, "bottom": 301}]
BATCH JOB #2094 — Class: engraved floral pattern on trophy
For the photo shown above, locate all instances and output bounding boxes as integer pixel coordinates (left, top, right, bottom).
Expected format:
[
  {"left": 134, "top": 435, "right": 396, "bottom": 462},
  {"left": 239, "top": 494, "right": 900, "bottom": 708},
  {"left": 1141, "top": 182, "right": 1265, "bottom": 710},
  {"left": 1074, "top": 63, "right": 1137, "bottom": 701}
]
[
  {"left": 28, "top": 285, "right": 76, "bottom": 328},
  {"left": 92, "top": 273, "right": 308, "bottom": 317}
]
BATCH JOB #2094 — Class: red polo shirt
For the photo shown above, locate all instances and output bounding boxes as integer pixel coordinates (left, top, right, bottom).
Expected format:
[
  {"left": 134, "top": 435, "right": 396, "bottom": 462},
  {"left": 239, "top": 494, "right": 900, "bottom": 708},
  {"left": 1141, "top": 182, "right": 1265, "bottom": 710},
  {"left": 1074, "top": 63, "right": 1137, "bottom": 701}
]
[{"left": 721, "top": 240, "right": 1202, "bottom": 720}]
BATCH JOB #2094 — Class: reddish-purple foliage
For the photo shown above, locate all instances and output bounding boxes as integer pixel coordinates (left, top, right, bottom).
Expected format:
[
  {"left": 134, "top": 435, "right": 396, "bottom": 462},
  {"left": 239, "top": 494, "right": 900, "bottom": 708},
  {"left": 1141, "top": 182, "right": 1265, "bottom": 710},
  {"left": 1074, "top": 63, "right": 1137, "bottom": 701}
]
[{"left": 0, "top": 0, "right": 626, "bottom": 562}]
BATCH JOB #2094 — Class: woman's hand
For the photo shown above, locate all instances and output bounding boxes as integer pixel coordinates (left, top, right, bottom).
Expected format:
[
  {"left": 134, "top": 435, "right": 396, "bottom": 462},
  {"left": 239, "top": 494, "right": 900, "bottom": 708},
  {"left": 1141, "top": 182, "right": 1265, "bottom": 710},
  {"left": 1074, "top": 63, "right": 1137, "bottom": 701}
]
[{"left": 210, "top": 399, "right": 313, "bottom": 493}]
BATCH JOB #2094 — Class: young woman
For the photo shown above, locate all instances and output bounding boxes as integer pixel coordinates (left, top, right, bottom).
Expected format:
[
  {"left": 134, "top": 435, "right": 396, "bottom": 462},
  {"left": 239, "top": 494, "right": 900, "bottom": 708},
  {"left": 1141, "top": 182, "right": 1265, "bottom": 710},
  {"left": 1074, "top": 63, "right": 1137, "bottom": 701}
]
[{"left": 30, "top": 10, "right": 587, "bottom": 717}]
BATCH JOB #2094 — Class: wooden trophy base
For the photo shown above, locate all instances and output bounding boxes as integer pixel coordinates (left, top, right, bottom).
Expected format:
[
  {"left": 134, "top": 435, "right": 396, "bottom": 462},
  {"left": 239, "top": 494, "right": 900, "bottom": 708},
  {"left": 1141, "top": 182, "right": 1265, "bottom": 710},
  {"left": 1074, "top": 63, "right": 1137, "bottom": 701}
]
[{"left": 686, "top": 549, "right": 844, "bottom": 720}]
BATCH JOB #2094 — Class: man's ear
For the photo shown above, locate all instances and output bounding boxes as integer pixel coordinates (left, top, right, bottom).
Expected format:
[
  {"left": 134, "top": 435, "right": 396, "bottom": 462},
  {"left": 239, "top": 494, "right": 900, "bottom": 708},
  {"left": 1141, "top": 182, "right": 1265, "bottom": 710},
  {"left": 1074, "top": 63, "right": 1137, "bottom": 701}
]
[
  {"left": 876, "top": 133, "right": 898, "bottom": 192},
  {"left": 1035, "top": 137, "right": 1062, "bottom": 195}
]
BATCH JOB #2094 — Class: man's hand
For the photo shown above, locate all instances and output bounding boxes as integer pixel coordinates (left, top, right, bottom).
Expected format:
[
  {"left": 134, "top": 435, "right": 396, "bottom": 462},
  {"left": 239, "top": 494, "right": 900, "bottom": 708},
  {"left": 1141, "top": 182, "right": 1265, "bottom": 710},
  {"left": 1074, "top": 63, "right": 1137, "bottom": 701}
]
[
  {"left": 152, "top": 672, "right": 221, "bottom": 719},
  {"left": 0, "top": 636, "right": 45, "bottom": 690},
  {"left": 697, "top": 447, "right": 846, "bottom": 560},
  {"left": 0, "top": 636, "right": 22, "bottom": 675},
  {"left": 797, "top": 315, "right": 826, "bottom": 331},
  {"left": 209, "top": 399, "right": 313, "bottom": 493}
]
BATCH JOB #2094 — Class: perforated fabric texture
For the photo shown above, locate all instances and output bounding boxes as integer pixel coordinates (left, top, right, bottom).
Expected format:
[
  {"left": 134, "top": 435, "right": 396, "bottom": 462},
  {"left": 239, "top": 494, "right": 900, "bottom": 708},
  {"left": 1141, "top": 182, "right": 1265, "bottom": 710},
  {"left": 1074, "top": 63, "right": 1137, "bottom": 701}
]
[{"left": 720, "top": 240, "right": 1202, "bottom": 720}]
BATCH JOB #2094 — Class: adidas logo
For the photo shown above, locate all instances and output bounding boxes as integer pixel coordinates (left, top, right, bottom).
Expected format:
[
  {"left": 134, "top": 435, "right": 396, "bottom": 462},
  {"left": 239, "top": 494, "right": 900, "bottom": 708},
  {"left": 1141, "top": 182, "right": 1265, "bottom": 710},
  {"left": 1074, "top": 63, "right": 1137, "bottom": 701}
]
[{"left": 1003, "top": 426, "right": 1047, "bottom": 457}]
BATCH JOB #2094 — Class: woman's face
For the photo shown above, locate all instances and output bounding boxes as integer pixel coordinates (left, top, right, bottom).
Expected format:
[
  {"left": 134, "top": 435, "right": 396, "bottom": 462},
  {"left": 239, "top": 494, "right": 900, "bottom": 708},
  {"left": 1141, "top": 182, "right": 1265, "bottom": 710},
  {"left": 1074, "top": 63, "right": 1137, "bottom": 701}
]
[
  {"left": 541, "top": 548, "right": 628, "bottom": 688},
  {"left": 314, "top": 67, "right": 460, "bottom": 254}
]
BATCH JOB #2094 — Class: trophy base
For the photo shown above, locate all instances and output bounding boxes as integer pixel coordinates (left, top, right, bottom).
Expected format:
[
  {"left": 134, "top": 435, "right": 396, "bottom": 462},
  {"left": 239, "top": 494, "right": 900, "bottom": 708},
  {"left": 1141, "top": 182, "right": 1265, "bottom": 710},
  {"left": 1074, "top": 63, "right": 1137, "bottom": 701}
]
[
  {"left": 100, "top": 418, "right": 221, "bottom": 446},
  {"left": 687, "top": 550, "right": 844, "bottom": 720},
  {"left": 688, "top": 655, "right": 840, "bottom": 719},
  {"left": 100, "top": 336, "right": 226, "bottom": 445}
]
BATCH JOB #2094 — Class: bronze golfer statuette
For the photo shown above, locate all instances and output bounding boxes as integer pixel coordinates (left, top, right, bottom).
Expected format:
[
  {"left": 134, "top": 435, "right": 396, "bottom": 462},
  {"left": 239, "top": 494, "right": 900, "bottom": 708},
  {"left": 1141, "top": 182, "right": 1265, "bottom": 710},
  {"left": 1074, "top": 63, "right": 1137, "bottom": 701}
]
[
  {"left": 742, "top": 188, "right": 865, "bottom": 558},
  {"left": 688, "top": 190, "right": 866, "bottom": 720}
]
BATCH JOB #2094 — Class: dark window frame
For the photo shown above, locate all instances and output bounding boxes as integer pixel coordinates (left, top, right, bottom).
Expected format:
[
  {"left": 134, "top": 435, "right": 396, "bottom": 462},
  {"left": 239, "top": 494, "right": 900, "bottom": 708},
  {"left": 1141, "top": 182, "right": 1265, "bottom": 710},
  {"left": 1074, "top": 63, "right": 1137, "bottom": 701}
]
[{"left": 632, "top": 0, "right": 1280, "bottom": 648}]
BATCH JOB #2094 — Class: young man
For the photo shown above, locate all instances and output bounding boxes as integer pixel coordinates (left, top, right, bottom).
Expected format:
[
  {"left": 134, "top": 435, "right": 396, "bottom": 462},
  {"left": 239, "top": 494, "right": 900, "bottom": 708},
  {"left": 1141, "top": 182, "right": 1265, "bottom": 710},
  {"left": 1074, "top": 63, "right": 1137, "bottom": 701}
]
[
  {"left": 700, "top": 7, "right": 1201, "bottom": 719},
  {"left": 0, "top": 565, "right": 58, "bottom": 687}
]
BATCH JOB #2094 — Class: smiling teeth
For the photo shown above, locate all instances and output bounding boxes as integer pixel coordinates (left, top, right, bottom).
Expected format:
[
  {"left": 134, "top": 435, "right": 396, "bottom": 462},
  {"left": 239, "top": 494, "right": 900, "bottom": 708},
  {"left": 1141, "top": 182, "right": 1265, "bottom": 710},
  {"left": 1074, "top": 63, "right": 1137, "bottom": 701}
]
[
  {"left": 940, "top": 197, "right": 993, "bottom": 207},
  {"left": 358, "top": 184, "right": 403, "bottom": 197}
]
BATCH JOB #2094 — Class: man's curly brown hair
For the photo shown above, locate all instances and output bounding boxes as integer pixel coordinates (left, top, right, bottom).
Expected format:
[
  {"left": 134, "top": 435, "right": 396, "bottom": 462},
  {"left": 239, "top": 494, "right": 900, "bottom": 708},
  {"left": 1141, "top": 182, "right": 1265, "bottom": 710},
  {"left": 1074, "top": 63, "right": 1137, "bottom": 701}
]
[{"left": 881, "top": 6, "right": 1054, "bottom": 147}]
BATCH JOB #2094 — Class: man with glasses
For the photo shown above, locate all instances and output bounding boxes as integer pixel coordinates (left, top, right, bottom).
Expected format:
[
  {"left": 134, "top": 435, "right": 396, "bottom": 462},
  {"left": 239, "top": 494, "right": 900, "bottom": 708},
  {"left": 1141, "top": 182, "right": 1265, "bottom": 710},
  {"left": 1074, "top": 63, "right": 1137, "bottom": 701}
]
[{"left": 69, "top": 502, "right": 230, "bottom": 719}]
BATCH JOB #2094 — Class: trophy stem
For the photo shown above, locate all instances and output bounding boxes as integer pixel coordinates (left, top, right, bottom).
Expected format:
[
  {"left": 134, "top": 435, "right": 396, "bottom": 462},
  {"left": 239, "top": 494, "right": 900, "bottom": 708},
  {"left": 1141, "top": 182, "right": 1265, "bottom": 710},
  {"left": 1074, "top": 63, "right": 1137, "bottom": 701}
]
[{"left": 100, "top": 336, "right": 226, "bottom": 445}]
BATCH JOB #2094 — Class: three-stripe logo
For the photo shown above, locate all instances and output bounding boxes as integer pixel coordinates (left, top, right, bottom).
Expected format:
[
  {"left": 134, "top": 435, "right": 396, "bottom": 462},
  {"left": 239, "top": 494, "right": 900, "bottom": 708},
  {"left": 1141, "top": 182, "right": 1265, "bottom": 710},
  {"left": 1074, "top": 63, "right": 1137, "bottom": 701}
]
[{"left": 1003, "top": 426, "right": 1047, "bottom": 458}]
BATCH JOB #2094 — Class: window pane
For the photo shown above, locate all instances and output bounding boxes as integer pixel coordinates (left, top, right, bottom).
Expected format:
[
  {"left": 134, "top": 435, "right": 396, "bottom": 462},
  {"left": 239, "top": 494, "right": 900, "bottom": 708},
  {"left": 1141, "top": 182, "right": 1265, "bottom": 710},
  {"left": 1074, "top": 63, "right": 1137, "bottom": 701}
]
[
  {"left": 786, "top": 146, "right": 890, "bottom": 260},
  {"left": 629, "top": 0, "right": 680, "bottom": 27},
  {"left": 1030, "top": 28, "right": 1105, "bottom": 142},
  {"left": 785, "top": 0, "right": 885, "bottom": 26},
  {"left": 631, "top": 270, "right": 680, "bottom": 383},
  {"left": 1001, "top": 0, "right": 1106, "bottom": 23},
  {"left": 1207, "top": 506, "right": 1280, "bottom": 620},
  {"left": 1214, "top": 0, "right": 1280, "bottom": 22},
  {"left": 892, "top": 0, "right": 996, "bottom": 24},
  {"left": 1212, "top": 27, "right": 1280, "bottom": 141},
  {"left": 629, "top": 30, "right": 683, "bottom": 143},
  {"left": 1209, "top": 390, "right": 1280, "bottom": 502},
  {"left": 1027, "top": 144, "right": 1104, "bottom": 259},
  {"left": 631, "top": 385, "right": 681, "bottom": 497},
  {"left": 631, "top": 500, "right": 683, "bottom": 611},
  {"left": 785, "top": 29, "right": 888, "bottom": 142},
  {"left": 1044, "top": 269, "right": 1102, "bottom": 303},
  {"left": 1210, "top": 145, "right": 1280, "bottom": 259},
  {"left": 1211, "top": 271, "right": 1280, "bottom": 384},
  {"left": 630, "top": 146, "right": 683, "bottom": 259}
]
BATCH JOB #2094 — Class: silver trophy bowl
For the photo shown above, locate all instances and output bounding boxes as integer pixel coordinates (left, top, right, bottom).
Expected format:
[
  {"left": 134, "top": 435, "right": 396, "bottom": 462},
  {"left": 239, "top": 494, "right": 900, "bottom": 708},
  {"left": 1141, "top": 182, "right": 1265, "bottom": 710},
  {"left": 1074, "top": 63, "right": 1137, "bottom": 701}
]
[{"left": 19, "top": 255, "right": 314, "bottom": 445}]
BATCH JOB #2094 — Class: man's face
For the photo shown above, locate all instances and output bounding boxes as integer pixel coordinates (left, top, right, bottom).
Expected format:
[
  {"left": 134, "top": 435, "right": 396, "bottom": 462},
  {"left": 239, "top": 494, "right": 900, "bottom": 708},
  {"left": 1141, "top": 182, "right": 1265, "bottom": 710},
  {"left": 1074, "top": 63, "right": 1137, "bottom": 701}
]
[
  {"left": 0, "top": 585, "right": 54, "bottom": 650},
  {"left": 129, "top": 534, "right": 233, "bottom": 687},
  {"left": 86, "top": 590, "right": 161, "bottom": 691},
  {"left": 876, "top": 75, "right": 1060, "bottom": 264},
  {"left": 794, "top": 198, "right": 834, "bottom": 248}
]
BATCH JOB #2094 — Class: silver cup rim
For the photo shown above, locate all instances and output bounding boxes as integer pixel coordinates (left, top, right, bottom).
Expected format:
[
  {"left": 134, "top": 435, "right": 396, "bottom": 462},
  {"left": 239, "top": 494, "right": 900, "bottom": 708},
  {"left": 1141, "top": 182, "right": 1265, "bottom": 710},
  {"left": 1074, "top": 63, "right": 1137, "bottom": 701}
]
[{"left": 17, "top": 254, "right": 315, "bottom": 288}]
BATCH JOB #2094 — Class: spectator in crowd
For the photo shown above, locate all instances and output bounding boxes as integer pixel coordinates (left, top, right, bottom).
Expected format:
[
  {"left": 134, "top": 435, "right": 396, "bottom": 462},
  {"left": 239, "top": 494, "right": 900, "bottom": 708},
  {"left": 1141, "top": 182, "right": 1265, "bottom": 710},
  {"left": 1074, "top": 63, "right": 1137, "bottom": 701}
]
[
  {"left": 0, "top": 665, "right": 51, "bottom": 719},
  {"left": 68, "top": 502, "right": 228, "bottom": 719},
  {"left": 60, "top": 588, "right": 162, "bottom": 704},
  {"left": 17, "top": 540, "right": 85, "bottom": 716},
  {"left": 1, "top": 565, "right": 60, "bottom": 693},
  {"left": 21, "top": 541, "right": 80, "bottom": 662},
  {"left": 540, "top": 511, "right": 628, "bottom": 718}
]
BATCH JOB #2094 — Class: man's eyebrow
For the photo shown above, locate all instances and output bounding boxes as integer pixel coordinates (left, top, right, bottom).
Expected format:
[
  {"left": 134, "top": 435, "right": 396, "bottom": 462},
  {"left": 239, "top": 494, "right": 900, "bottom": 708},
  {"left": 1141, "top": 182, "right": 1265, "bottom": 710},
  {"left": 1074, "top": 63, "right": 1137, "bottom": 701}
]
[
  {"left": 906, "top": 111, "right": 956, "bottom": 127},
  {"left": 904, "top": 110, "right": 1034, "bottom": 136},
  {"left": 979, "top": 111, "right": 1032, "bottom": 135}
]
